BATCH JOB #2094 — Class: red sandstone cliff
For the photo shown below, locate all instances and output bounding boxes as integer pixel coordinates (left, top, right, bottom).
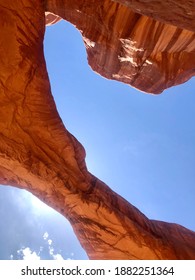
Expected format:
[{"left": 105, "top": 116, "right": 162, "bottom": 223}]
[{"left": 0, "top": 0, "right": 194, "bottom": 259}]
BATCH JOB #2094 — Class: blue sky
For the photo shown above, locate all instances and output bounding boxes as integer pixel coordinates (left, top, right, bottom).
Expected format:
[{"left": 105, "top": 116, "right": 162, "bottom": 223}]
[{"left": 0, "top": 19, "right": 194, "bottom": 260}]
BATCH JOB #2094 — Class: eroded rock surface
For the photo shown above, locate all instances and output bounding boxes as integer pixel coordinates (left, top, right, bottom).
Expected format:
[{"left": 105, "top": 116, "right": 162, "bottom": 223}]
[
  {"left": 46, "top": 0, "right": 195, "bottom": 93},
  {"left": 114, "top": 0, "right": 195, "bottom": 32},
  {"left": 0, "top": 0, "right": 195, "bottom": 259}
]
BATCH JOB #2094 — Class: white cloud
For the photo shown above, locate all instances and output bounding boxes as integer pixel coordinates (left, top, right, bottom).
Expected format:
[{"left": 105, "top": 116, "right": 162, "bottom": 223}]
[
  {"left": 15, "top": 231, "right": 67, "bottom": 260},
  {"left": 49, "top": 247, "right": 54, "bottom": 255},
  {"left": 48, "top": 244, "right": 65, "bottom": 260},
  {"left": 43, "top": 232, "right": 49, "bottom": 240},
  {"left": 52, "top": 253, "right": 64, "bottom": 260},
  {"left": 48, "top": 239, "right": 52, "bottom": 245},
  {"left": 17, "top": 247, "right": 40, "bottom": 260}
]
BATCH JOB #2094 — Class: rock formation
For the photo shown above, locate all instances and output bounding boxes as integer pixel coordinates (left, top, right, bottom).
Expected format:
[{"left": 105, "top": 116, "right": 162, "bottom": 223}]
[
  {"left": 46, "top": 0, "right": 195, "bottom": 94},
  {"left": 114, "top": 0, "right": 195, "bottom": 32},
  {"left": 0, "top": 0, "right": 194, "bottom": 259}
]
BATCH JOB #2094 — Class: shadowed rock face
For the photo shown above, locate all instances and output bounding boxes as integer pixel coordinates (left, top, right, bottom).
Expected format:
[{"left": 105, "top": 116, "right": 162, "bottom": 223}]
[{"left": 0, "top": 0, "right": 195, "bottom": 259}]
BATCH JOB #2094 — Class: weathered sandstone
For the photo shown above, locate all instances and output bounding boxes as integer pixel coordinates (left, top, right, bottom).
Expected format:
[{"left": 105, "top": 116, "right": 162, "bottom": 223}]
[
  {"left": 0, "top": 0, "right": 194, "bottom": 259},
  {"left": 114, "top": 0, "right": 195, "bottom": 32},
  {"left": 46, "top": 0, "right": 195, "bottom": 93}
]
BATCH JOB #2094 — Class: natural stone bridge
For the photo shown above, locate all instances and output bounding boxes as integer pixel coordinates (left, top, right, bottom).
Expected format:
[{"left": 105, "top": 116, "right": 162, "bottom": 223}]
[{"left": 0, "top": 0, "right": 194, "bottom": 259}]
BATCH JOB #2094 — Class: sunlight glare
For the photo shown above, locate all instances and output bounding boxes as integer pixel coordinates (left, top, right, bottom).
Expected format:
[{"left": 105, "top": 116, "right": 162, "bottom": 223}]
[{"left": 29, "top": 193, "right": 55, "bottom": 215}]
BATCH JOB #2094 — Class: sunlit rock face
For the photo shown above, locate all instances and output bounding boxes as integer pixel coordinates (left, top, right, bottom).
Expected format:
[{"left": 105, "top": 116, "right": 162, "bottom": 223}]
[
  {"left": 45, "top": 12, "right": 61, "bottom": 26},
  {"left": 46, "top": 0, "right": 195, "bottom": 94},
  {"left": 0, "top": 0, "right": 195, "bottom": 260}
]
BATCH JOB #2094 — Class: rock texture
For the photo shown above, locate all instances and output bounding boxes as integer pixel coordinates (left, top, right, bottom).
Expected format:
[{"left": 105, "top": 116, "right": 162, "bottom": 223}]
[
  {"left": 114, "top": 0, "right": 195, "bottom": 32},
  {"left": 0, "top": 0, "right": 195, "bottom": 259},
  {"left": 46, "top": 0, "right": 195, "bottom": 93},
  {"left": 45, "top": 11, "right": 61, "bottom": 26}
]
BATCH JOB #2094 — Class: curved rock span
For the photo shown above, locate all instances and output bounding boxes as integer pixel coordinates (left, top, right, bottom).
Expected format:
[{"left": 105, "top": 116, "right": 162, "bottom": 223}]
[{"left": 0, "top": 0, "right": 195, "bottom": 259}]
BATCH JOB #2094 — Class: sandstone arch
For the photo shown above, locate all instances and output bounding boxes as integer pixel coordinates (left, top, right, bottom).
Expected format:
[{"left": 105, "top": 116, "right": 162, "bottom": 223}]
[{"left": 0, "top": 0, "right": 194, "bottom": 259}]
